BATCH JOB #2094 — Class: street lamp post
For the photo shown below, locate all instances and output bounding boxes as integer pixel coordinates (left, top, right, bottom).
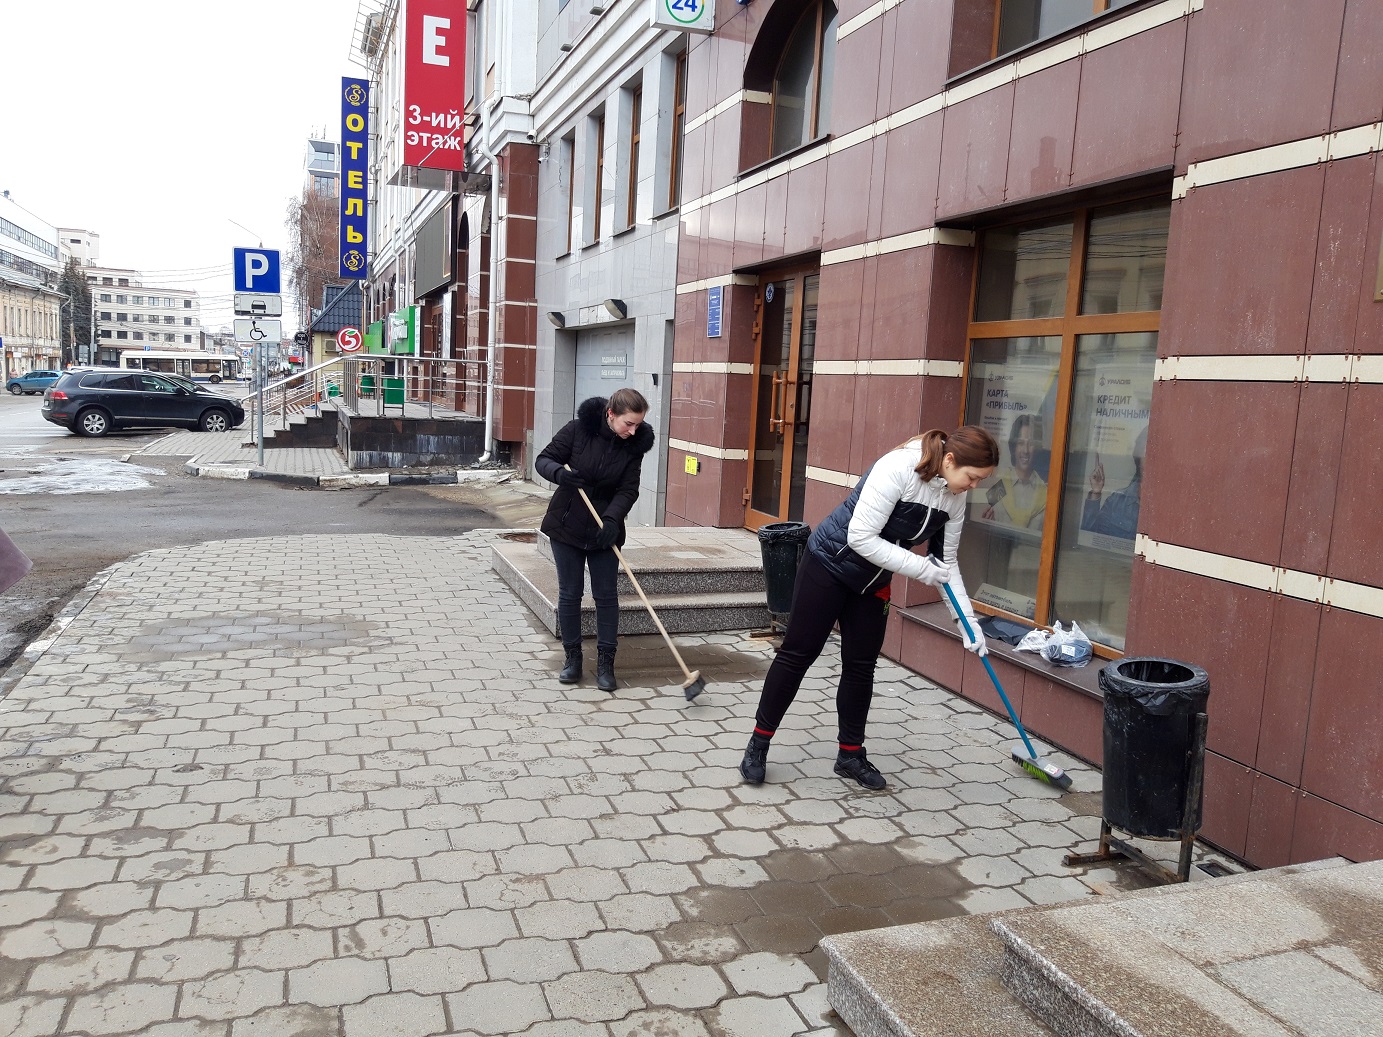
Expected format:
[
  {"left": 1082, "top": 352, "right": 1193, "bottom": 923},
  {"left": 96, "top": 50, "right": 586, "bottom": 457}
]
[{"left": 53, "top": 289, "right": 73, "bottom": 369}]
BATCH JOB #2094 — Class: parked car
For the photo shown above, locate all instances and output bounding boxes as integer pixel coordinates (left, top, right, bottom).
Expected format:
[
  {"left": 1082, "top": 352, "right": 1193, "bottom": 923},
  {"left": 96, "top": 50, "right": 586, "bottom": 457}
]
[
  {"left": 6, "top": 369, "right": 63, "bottom": 395},
  {"left": 42, "top": 369, "right": 246, "bottom": 437}
]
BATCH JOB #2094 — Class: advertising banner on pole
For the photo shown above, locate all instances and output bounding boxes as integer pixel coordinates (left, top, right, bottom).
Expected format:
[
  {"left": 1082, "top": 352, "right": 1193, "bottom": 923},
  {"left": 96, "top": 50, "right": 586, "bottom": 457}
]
[
  {"left": 339, "top": 77, "right": 370, "bottom": 280},
  {"left": 402, "top": 0, "right": 467, "bottom": 172}
]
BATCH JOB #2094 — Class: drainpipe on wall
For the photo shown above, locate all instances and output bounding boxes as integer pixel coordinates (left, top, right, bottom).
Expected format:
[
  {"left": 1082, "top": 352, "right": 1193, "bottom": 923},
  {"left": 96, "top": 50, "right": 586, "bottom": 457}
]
[{"left": 475, "top": 110, "right": 501, "bottom": 465}]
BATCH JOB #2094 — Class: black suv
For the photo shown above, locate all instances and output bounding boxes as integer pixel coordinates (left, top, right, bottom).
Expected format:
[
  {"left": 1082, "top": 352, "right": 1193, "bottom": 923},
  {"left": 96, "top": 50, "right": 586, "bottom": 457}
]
[{"left": 43, "top": 369, "right": 246, "bottom": 437}]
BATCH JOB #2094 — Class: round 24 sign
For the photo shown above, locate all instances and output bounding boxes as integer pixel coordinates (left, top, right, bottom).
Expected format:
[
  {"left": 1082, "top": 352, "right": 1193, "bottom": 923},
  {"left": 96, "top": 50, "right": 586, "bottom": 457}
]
[
  {"left": 651, "top": 0, "right": 714, "bottom": 33},
  {"left": 337, "top": 327, "right": 363, "bottom": 354}
]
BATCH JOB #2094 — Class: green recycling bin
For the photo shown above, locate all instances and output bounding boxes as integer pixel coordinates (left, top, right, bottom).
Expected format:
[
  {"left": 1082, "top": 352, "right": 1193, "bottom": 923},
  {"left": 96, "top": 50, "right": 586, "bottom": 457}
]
[
  {"left": 383, "top": 377, "right": 405, "bottom": 405},
  {"left": 325, "top": 381, "right": 341, "bottom": 398},
  {"left": 359, "top": 373, "right": 376, "bottom": 397}
]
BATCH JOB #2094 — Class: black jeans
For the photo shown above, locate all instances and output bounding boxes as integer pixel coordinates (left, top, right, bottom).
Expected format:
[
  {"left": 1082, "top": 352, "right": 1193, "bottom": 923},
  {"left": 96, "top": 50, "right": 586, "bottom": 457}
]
[
  {"left": 551, "top": 540, "right": 620, "bottom": 652},
  {"left": 753, "top": 550, "right": 889, "bottom": 749}
]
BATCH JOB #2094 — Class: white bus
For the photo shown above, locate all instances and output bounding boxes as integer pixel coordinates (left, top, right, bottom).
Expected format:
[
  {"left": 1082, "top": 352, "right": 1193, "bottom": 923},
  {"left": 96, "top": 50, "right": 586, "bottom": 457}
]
[{"left": 120, "top": 351, "right": 243, "bottom": 383}]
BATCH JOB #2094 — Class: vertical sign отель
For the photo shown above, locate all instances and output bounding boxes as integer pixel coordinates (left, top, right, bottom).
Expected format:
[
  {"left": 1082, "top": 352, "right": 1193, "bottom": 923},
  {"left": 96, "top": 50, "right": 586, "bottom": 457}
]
[
  {"left": 339, "top": 78, "right": 370, "bottom": 280},
  {"left": 403, "top": 0, "right": 467, "bottom": 172}
]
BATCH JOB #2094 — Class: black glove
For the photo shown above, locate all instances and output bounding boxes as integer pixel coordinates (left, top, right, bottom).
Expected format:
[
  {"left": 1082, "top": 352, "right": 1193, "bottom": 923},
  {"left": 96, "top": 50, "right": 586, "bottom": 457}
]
[
  {"left": 595, "top": 518, "right": 620, "bottom": 550},
  {"left": 556, "top": 468, "right": 587, "bottom": 490}
]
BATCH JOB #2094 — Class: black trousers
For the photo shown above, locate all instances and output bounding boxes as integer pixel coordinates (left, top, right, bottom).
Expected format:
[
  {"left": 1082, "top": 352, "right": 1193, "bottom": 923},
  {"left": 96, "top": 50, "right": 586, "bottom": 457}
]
[
  {"left": 551, "top": 540, "right": 619, "bottom": 652},
  {"left": 753, "top": 550, "right": 890, "bottom": 749}
]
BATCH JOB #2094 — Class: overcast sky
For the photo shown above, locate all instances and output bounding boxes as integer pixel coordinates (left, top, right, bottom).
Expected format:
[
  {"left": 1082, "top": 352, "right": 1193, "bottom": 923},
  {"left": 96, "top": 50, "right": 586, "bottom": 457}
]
[{"left": 1, "top": 1, "right": 364, "bottom": 333}]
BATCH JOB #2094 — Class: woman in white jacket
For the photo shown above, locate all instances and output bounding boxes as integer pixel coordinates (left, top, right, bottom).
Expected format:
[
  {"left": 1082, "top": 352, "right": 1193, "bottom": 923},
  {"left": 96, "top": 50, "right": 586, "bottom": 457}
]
[{"left": 739, "top": 426, "right": 998, "bottom": 790}]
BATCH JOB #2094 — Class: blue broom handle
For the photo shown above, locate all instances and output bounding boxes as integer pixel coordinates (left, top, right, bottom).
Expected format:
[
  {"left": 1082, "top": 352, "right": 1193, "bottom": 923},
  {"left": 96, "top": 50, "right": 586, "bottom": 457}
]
[{"left": 941, "top": 581, "right": 1041, "bottom": 762}]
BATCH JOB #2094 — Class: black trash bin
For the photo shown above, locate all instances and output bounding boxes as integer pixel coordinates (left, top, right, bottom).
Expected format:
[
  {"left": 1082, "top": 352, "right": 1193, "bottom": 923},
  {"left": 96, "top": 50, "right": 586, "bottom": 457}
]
[
  {"left": 1099, "top": 657, "right": 1210, "bottom": 839},
  {"left": 757, "top": 522, "right": 811, "bottom": 617}
]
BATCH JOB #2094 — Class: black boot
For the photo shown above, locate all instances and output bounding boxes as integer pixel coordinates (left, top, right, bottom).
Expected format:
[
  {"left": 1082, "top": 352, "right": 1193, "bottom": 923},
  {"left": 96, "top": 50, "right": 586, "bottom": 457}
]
[
  {"left": 595, "top": 648, "right": 617, "bottom": 693},
  {"left": 834, "top": 749, "right": 887, "bottom": 790},
  {"left": 558, "top": 646, "right": 583, "bottom": 685},
  {"left": 739, "top": 735, "right": 770, "bottom": 785}
]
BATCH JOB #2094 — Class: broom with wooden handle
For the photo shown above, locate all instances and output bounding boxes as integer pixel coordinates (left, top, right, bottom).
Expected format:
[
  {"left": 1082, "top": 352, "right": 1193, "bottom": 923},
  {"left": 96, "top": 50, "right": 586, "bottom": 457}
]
[{"left": 573, "top": 483, "right": 707, "bottom": 701}]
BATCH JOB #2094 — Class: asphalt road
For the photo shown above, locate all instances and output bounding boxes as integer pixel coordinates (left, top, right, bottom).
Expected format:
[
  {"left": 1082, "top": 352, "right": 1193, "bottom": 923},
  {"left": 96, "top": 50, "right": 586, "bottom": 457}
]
[{"left": 0, "top": 390, "right": 549, "bottom": 679}]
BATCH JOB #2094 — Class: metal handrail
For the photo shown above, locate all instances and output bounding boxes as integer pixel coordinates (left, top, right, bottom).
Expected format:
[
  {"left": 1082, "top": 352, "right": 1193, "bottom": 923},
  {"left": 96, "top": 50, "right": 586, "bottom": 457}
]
[
  {"left": 341, "top": 356, "right": 488, "bottom": 419},
  {"left": 246, "top": 355, "right": 353, "bottom": 434},
  {"left": 246, "top": 354, "right": 490, "bottom": 437}
]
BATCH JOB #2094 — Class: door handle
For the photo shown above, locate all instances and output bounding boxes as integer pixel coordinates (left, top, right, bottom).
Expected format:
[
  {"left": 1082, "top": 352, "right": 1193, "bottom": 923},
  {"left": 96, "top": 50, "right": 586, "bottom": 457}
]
[{"left": 769, "top": 371, "right": 785, "bottom": 433}]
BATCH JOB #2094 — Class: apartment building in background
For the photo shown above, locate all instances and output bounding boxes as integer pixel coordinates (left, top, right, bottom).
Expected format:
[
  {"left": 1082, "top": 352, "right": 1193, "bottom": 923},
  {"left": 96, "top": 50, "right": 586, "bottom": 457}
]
[
  {"left": 306, "top": 137, "right": 342, "bottom": 198},
  {"left": 58, "top": 227, "right": 101, "bottom": 268},
  {"left": 0, "top": 192, "right": 63, "bottom": 378},
  {"left": 86, "top": 265, "right": 202, "bottom": 365}
]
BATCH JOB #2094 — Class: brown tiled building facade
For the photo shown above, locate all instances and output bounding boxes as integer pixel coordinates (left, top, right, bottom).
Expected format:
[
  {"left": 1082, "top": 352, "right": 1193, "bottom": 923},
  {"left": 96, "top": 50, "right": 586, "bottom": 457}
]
[{"left": 666, "top": 0, "right": 1383, "bottom": 867}]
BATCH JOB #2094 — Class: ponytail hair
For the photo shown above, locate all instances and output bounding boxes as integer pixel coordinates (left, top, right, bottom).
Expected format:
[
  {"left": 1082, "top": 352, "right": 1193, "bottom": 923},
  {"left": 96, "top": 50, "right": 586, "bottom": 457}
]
[
  {"left": 607, "top": 387, "right": 649, "bottom": 416},
  {"left": 904, "top": 425, "right": 999, "bottom": 480}
]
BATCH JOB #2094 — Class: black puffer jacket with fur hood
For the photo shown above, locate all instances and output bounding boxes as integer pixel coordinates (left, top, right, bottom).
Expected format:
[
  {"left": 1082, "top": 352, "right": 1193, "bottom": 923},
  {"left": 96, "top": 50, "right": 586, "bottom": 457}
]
[{"left": 536, "top": 396, "right": 656, "bottom": 550}]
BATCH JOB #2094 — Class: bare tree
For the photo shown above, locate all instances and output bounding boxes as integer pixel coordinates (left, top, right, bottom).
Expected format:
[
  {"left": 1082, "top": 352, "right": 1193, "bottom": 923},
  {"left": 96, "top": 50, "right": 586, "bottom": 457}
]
[
  {"left": 284, "top": 190, "right": 341, "bottom": 326},
  {"left": 57, "top": 257, "right": 92, "bottom": 366}
]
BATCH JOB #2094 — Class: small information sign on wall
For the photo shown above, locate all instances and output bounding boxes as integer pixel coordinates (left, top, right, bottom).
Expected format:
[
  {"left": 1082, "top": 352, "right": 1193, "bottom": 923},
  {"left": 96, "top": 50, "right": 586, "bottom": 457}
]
[
  {"left": 650, "top": 0, "right": 715, "bottom": 34},
  {"left": 707, "top": 285, "right": 723, "bottom": 338}
]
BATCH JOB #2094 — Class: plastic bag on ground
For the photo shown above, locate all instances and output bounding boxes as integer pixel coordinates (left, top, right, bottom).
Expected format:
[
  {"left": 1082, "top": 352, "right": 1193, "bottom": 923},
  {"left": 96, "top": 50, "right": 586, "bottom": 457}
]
[
  {"left": 1042, "top": 621, "right": 1093, "bottom": 667},
  {"left": 1014, "top": 627, "right": 1051, "bottom": 654}
]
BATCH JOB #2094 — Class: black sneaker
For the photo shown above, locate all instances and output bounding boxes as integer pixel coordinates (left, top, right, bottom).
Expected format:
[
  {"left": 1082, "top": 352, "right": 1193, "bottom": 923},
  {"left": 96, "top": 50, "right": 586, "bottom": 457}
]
[
  {"left": 739, "top": 738, "right": 769, "bottom": 785},
  {"left": 834, "top": 751, "right": 886, "bottom": 790}
]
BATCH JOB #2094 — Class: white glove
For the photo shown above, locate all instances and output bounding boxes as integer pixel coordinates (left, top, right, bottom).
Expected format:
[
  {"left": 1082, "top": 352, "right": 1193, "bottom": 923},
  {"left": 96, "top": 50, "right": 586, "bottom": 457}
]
[
  {"left": 912, "top": 556, "right": 951, "bottom": 587},
  {"left": 960, "top": 619, "right": 988, "bottom": 656}
]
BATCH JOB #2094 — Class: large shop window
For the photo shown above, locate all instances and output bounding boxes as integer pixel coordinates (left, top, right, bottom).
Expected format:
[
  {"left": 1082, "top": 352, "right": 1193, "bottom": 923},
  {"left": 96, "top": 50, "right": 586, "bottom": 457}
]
[
  {"left": 770, "top": 0, "right": 837, "bottom": 157},
  {"left": 996, "top": 0, "right": 1140, "bottom": 57},
  {"left": 959, "top": 197, "right": 1169, "bottom": 653}
]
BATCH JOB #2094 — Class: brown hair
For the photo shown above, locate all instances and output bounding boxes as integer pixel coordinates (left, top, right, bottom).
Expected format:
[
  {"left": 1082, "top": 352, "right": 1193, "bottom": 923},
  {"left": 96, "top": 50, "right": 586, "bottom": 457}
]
[
  {"left": 607, "top": 387, "right": 649, "bottom": 416},
  {"left": 906, "top": 425, "right": 1000, "bottom": 480}
]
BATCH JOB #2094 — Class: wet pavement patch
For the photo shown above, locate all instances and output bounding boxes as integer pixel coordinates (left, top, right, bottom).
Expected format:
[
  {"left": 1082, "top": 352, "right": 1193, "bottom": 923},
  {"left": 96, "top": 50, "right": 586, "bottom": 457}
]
[
  {"left": 668, "top": 841, "right": 975, "bottom": 979},
  {"left": 547, "top": 634, "right": 774, "bottom": 687}
]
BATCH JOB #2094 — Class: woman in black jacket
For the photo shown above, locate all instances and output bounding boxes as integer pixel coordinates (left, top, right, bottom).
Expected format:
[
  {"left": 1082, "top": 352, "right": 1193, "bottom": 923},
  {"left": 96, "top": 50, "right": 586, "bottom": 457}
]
[{"left": 534, "top": 389, "right": 655, "bottom": 691}]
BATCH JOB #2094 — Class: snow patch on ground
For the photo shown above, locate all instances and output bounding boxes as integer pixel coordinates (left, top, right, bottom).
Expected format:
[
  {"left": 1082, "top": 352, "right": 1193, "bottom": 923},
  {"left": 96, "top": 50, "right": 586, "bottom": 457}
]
[{"left": 0, "top": 458, "right": 166, "bottom": 495}]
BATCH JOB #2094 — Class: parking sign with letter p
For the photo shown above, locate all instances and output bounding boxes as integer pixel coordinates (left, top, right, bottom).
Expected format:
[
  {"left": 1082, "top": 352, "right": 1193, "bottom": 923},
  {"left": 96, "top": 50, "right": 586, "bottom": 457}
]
[{"left": 233, "top": 248, "right": 281, "bottom": 293}]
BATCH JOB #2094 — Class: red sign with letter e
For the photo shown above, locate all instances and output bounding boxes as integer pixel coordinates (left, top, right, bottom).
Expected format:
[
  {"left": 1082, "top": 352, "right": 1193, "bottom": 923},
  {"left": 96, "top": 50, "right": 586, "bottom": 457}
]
[{"left": 402, "top": 0, "right": 467, "bottom": 172}]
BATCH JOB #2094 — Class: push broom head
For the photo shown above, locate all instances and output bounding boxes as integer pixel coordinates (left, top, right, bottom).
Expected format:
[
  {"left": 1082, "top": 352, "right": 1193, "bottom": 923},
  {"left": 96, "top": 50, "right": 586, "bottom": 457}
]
[
  {"left": 1011, "top": 743, "right": 1073, "bottom": 790},
  {"left": 682, "top": 671, "right": 706, "bottom": 701}
]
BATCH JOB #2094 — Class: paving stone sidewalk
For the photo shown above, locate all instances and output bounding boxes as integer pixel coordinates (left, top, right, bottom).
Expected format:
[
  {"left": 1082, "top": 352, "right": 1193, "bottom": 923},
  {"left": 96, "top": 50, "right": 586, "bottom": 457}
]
[
  {"left": 135, "top": 431, "right": 351, "bottom": 479},
  {"left": 0, "top": 532, "right": 1158, "bottom": 1037}
]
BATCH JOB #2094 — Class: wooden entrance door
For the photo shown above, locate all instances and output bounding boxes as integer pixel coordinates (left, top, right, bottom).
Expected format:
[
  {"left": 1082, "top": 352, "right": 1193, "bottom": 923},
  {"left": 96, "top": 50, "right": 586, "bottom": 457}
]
[{"left": 745, "top": 266, "right": 819, "bottom": 529}]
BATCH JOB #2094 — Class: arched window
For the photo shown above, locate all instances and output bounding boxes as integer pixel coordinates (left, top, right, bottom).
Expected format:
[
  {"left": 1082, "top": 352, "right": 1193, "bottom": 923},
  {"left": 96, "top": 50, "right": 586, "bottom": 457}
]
[
  {"left": 770, "top": 0, "right": 836, "bottom": 157},
  {"left": 741, "top": 0, "right": 839, "bottom": 169}
]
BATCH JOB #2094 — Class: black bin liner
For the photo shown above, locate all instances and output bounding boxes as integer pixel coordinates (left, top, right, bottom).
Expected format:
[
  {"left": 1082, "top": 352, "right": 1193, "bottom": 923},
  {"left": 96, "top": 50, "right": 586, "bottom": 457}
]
[
  {"left": 757, "top": 522, "right": 811, "bottom": 615},
  {"left": 1099, "top": 657, "right": 1210, "bottom": 839}
]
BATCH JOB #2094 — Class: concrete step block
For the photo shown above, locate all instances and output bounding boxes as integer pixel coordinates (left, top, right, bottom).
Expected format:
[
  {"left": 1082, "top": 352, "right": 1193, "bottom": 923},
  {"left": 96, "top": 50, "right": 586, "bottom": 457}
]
[
  {"left": 822, "top": 913, "right": 1058, "bottom": 1037},
  {"left": 492, "top": 532, "right": 772, "bottom": 637},
  {"left": 494, "top": 533, "right": 768, "bottom": 598},
  {"left": 991, "top": 857, "right": 1364, "bottom": 1037}
]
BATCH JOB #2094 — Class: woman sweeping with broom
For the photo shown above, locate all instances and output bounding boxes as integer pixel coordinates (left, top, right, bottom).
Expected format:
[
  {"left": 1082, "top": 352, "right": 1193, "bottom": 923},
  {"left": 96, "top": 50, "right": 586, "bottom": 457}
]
[
  {"left": 535, "top": 389, "right": 655, "bottom": 692},
  {"left": 739, "top": 426, "right": 999, "bottom": 790}
]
